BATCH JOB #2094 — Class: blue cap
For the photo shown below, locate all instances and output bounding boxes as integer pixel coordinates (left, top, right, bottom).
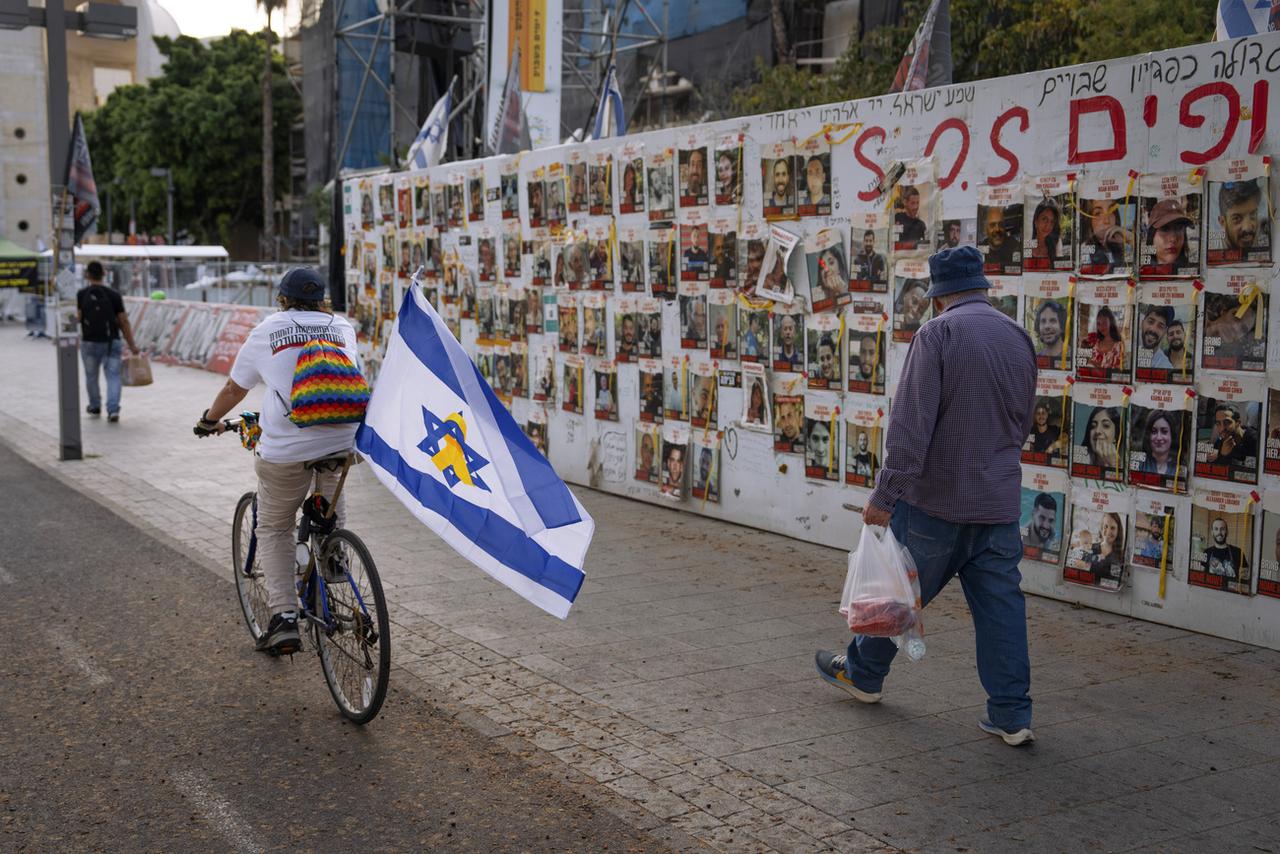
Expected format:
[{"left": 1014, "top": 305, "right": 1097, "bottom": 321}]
[
  {"left": 278, "top": 266, "right": 328, "bottom": 301},
  {"left": 926, "top": 245, "right": 990, "bottom": 297}
]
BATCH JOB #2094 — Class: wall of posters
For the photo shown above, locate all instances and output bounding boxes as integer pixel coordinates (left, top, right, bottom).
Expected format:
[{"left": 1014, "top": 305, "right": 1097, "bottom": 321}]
[{"left": 328, "top": 31, "right": 1280, "bottom": 651}]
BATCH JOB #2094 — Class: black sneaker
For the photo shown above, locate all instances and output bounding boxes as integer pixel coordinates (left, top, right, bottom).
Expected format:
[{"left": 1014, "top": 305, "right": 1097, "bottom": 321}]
[
  {"left": 255, "top": 612, "right": 301, "bottom": 655},
  {"left": 107, "top": 412, "right": 119, "bottom": 423},
  {"left": 86, "top": 406, "right": 101, "bottom": 417},
  {"left": 814, "top": 650, "right": 882, "bottom": 704}
]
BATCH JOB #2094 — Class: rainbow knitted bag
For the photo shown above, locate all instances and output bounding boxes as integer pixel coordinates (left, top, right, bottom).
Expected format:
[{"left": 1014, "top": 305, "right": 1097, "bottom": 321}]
[{"left": 287, "top": 336, "right": 371, "bottom": 427}]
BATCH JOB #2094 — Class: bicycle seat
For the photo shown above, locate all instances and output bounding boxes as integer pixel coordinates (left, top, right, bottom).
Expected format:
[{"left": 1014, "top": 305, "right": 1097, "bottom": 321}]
[{"left": 306, "top": 452, "right": 354, "bottom": 472}]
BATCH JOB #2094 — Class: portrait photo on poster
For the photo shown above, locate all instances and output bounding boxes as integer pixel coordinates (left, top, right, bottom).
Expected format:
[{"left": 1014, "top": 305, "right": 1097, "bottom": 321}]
[
  {"left": 689, "top": 362, "right": 718, "bottom": 429},
  {"left": 1206, "top": 157, "right": 1271, "bottom": 267},
  {"left": 806, "top": 313, "right": 843, "bottom": 390},
  {"left": 1138, "top": 172, "right": 1202, "bottom": 278},
  {"left": 892, "top": 261, "right": 932, "bottom": 343},
  {"left": 691, "top": 432, "right": 721, "bottom": 503},
  {"left": 713, "top": 134, "right": 743, "bottom": 207},
  {"left": 1019, "top": 468, "right": 1068, "bottom": 565},
  {"left": 708, "top": 290, "right": 738, "bottom": 360},
  {"left": 636, "top": 300, "right": 663, "bottom": 359},
  {"left": 1131, "top": 492, "right": 1181, "bottom": 575},
  {"left": 678, "top": 141, "right": 710, "bottom": 208},
  {"left": 1200, "top": 273, "right": 1267, "bottom": 373},
  {"left": 648, "top": 228, "right": 677, "bottom": 299},
  {"left": 772, "top": 311, "right": 805, "bottom": 373},
  {"left": 1022, "top": 375, "right": 1070, "bottom": 470},
  {"left": 1024, "top": 274, "right": 1073, "bottom": 371},
  {"left": 1074, "top": 281, "right": 1132, "bottom": 384},
  {"left": 1077, "top": 173, "right": 1135, "bottom": 276},
  {"left": 1023, "top": 174, "right": 1074, "bottom": 273},
  {"left": 1257, "top": 504, "right": 1280, "bottom": 598},
  {"left": 761, "top": 142, "right": 796, "bottom": 220},
  {"left": 849, "top": 213, "right": 890, "bottom": 293},
  {"left": 772, "top": 375, "right": 805, "bottom": 454},
  {"left": 1063, "top": 488, "right": 1131, "bottom": 592},
  {"left": 757, "top": 224, "right": 800, "bottom": 303},
  {"left": 589, "top": 152, "right": 613, "bottom": 216},
  {"left": 1189, "top": 488, "right": 1255, "bottom": 596},
  {"left": 500, "top": 171, "right": 519, "bottom": 219},
  {"left": 638, "top": 357, "right": 665, "bottom": 423},
  {"left": 561, "top": 356, "right": 585, "bottom": 415},
  {"left": 663, "top": 356, "right": 689, "bottom": 422},
  {"left": 618, "top": 231, "right": 646, "bottom": 292},
  {"left": 634, "top": 424, "right": 661, "bottom": 484},
  {"left": 660, "top": 423, "right": 689, "bottom": 500},
  {"left": 708, "top": 221, "right": 737, "bottom": 289},
  {"left": 806, "top": 227, "right": 850, "bottom": 312},
  {"left": 1134, "top": 285, "right": 1196, "bottom": 385},
  {"left": 647, "top": 149, "right": 676, "bottom": 223},
  {"left": 844, "top": 408, "right": 883, "bottom": 489},
  {"left": 619, "top": 152, "right": 646, "bottom": 215},
  {"left": 738, "top": 304, "right": 771, "bottom": 364},
  {"left": 739, "top": 362, "right": 772, "bottom": 433},
  {"left": 1070, "top": 384, "right": 1127, "bottom": 483},
  {"left": 679, "top": 287, "right": 709, "bottom": 350},
  {"left": 1194, "top": 384, "right": 1262, "bottom": 486},
  {"left": 1127, "top": 391, "right": 1193, "bottom": 493},
  {"left": 593, "top": 363, "right": 618, "bottom": 422},
  {"left": 977, "top": 183, "right": 1024, "bottom": 276},
  {"left": 614, "top": 300, "right": 638, "bottom": 363},
  {"left": 795, "top": 140, "right": 831, "bottom": 218},
  {"left": 680, "top": 220, "right": 711, "bottom": 282}
]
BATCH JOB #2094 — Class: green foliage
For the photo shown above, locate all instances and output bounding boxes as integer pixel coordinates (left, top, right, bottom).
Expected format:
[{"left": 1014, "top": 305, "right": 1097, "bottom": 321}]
[
  {"left": 730, "top": 0, "right": 1216, "bottom": 118},
  {"left": 84, "top": 31, "right": 299, "bottom": 246}
]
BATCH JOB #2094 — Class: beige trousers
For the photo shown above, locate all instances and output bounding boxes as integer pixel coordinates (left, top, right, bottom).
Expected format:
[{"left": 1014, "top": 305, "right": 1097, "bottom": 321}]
[{"left": 254, "top": 457, "right": 347, "bottom": 614}]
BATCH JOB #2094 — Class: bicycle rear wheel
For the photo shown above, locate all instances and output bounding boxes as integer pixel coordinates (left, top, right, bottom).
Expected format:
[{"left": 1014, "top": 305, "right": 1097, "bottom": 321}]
[
  {"left": 314, "top": 529, "right": 390, "bottom": 724},
  {"left": 231, "top": 491, "right": 270, "bottom": 643}
]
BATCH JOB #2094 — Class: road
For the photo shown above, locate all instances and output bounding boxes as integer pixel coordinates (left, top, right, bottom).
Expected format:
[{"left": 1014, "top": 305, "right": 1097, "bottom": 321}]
[{"left": 0, "top": 442, "right": 671, "bottom": 852}]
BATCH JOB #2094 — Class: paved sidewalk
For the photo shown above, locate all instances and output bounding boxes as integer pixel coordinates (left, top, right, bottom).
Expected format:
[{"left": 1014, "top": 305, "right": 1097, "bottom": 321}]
[{"left": 3, "top": 323, "right": 1279, "bottom": 853}]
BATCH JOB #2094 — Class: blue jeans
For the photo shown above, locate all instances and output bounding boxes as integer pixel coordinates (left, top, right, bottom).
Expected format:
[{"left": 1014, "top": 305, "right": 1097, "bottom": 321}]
[
  {"left": 845, "top": 501, "right": 1032, "bottom": 730},
  {"left": 81, "top": 339, "right": 124, "bottom": 414}
]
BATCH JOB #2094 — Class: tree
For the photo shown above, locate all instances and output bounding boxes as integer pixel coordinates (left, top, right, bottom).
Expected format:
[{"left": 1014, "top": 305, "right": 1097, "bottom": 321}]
[
  {"left": 258, "top": 1, "right": 283, "bottom": 261},
  {"left": 731, "top": 0, "right": 1216, "bottom": 118},
  {"left": 84, "top": 32, "right": 299, "bottom": 249}
]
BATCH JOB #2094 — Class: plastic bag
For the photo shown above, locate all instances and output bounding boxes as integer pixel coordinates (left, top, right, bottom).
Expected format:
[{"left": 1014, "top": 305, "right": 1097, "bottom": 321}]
[
  {"left": 839, "top": 524, "right": 926, "bottom": 660},
  {"left": 122, "top": 352, "right": 153, "bottom": 387}
]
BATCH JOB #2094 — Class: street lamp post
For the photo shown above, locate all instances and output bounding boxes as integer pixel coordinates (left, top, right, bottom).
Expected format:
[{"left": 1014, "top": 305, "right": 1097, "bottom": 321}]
[
  {"left": 148, "top": 167, "right": 174, "bottom": 244},
  {"left": 0, "top": 1, "right": 139, "bottom": 460}
]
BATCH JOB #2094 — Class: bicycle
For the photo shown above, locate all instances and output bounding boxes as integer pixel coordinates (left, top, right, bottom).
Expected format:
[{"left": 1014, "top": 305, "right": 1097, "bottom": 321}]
[{"left": 223, "top": 412, "right": 391, "bottom": 725}]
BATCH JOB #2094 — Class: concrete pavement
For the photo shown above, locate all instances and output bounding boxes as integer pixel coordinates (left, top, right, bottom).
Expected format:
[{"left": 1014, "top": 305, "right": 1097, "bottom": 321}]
[{"left": 2, "top": 323, "right": 1278, "bottom": 853}]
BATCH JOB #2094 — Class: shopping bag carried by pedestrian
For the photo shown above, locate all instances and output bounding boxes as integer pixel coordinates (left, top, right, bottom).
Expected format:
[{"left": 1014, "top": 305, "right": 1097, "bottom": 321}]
[
  {"left": 121, "top": 351, "right": 153, "bottom": 387},
  {"left": 839, "top": 524, "right": 926, "bottom": 659}
]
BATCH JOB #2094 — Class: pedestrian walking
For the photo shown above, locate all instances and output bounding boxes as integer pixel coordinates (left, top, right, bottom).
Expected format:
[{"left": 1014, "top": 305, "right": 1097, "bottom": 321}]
[
  {"left": 76, "top": 260, "right": 139, "bottom": 422},
  {"left": 815, "top": 245, "right": 1040, "bottom": 746}
]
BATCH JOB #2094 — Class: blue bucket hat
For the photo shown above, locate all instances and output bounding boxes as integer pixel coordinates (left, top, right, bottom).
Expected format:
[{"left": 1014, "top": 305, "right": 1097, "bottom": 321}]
[
  {"left": 927, "top": 245, "right": 990, "bottom": 297},
  {"left": 278, "top": 266, "right": 328, "bottom": 301}
]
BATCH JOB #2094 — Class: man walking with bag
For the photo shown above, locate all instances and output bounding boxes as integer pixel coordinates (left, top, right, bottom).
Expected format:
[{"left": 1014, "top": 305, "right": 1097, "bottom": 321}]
[
  {"left": 815, "top": 245, "right": 1039, "bottom": 745},
  {"left": 76, "top": 261, "right": 139, "bottom": 422}
]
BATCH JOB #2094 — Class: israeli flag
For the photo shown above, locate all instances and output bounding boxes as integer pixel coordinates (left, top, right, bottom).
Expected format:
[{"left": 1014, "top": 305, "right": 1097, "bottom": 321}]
[
  {"left": 404, "top": 89, "right": 453, "bottom": 171},
  {"left": 356, "top": 283, "right": 593, "bottom": 618},
  {"left": 590, "top": 64, "right": 626, "bottom": 141},
  {"left": 1216, "top": 0, "right": 1279, "bottom": 39}
]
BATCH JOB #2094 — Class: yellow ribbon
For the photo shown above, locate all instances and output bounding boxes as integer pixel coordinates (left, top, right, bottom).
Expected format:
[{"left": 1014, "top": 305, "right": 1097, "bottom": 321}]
[
  {"left": 1158, "top": 513, "right": 1172, "bottom": 599},
  {"left": 1171, "top": 390, "right": 1193, "bottom": 496},
  {"left": 1058, "top": 379, "right": 1073, "bottom": 466},
  {"left": 1060, "top": 279, "right": 1076, "bottom": 371},
  {"left": 1116, "top": 388, "right": 1131, "bottom": 481},
  {"left": 803, "top": 124, "right": 832, "bottom": 145},
  {"left": 826, "top": 122, "right": 863, "bottom": 146}
]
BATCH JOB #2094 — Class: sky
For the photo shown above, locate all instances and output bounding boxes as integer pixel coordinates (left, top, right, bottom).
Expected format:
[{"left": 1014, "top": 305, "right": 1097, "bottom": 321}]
[{"left": 158, "top": 0, "right": 303, "bottom": 39}]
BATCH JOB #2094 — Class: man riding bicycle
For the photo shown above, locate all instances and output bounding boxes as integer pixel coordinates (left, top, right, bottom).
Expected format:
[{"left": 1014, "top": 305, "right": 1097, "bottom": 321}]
[{"left": 194, "top": 268, "right": 363, "bottom": 655}]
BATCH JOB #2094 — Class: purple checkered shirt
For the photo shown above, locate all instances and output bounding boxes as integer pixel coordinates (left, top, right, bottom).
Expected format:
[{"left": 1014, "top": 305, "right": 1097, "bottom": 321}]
[{"left": 869, "top": 294, "right": 1037, "bottom": 524}]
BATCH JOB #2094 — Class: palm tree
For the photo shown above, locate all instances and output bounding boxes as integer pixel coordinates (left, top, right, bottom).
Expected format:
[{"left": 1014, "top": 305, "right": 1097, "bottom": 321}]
[{"left": 258, "top": 1, "right": 282, "bottom": 261}]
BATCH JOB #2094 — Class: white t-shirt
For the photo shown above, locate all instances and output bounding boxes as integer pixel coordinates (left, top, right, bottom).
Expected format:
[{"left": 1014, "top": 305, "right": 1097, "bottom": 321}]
[{"left": 229, "top": 310, "right": 362, "bottom": 463}]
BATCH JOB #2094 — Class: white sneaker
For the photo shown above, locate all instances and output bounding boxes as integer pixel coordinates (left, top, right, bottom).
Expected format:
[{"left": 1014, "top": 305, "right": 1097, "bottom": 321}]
[{"left": 978, "top": 719, "right": 1035, "bottom": 746}]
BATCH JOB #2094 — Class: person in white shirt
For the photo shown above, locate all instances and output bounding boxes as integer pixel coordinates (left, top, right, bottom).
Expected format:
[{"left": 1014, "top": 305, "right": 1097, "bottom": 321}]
[{"left": 194, "top": 267, "right": 363, "bottom": 655}]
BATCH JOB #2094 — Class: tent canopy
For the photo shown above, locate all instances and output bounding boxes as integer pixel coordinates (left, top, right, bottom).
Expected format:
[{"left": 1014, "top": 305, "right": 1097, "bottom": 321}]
[{"left": 0, "top": 238, "right": 40, "bottom": 260}]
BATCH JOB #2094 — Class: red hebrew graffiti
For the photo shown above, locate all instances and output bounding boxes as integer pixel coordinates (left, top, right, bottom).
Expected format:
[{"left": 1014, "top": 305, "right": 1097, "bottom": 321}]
[
  {"left": 988, "top": 106, "right": 1029, "bottom": 185},
  {"left": 923, "top": 118, "right": 970, "bottom": 189},
  {"left": 854, "top": 126, "right": 887, "bottom": 202},
  {"left": 1068, "top": 96, "right": 1127, "bottom": 164}
]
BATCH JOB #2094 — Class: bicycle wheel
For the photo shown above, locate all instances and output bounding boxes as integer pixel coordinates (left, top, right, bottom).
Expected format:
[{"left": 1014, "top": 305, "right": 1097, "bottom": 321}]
[
  {"left": 314, "top": 529, "right": 390, "bottom": 724},
  {"left": 231, "top": 491, "right": 271, "bottom": 643}
]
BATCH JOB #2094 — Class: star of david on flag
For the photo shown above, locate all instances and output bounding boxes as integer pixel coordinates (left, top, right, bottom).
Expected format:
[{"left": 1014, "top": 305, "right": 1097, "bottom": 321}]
[{"left": 357, "top": 280, "right": 594, "bottom": 618}]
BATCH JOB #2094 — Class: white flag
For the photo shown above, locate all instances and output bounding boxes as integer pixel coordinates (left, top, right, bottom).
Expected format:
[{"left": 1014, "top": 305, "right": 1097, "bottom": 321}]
[
  {"left": 356, "top": 283, "right": 594, "bottom": 618},
  {"left": 404, "top": 89, "right": 452, "bottom": 171}
]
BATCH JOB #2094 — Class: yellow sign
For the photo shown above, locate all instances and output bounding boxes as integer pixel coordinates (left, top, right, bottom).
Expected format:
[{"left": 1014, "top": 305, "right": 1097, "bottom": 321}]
[{"left": 508, "top": 0, "right": 547, "bottom": 93}]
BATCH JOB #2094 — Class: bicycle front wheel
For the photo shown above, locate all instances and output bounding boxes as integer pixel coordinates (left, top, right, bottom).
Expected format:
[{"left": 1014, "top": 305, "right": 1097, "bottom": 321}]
[
  {"left": 231, "top": 491, "right": 270, "bottom": 643},
  {"left": 314, "top": 529, "right": 390, "bottom": 724}
]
